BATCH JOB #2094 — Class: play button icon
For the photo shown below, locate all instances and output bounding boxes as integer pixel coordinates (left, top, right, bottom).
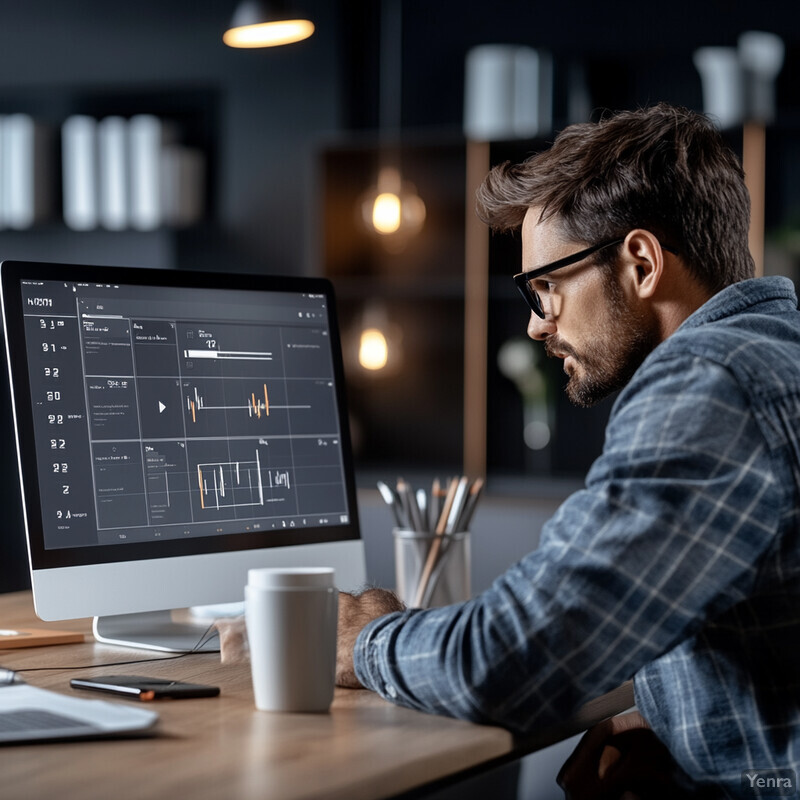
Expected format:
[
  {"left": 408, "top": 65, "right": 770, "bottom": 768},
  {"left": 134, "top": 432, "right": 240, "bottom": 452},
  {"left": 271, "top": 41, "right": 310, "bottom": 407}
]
[{"left": 158, "top": 401, "right": 166, "bottom": 413}]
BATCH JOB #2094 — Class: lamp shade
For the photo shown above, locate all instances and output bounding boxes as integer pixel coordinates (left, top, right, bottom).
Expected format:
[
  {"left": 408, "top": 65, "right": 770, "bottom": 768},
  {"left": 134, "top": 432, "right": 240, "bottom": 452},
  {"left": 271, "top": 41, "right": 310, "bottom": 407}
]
[{"left": 223, "top": 1, "right": 314, "bottom": 48}]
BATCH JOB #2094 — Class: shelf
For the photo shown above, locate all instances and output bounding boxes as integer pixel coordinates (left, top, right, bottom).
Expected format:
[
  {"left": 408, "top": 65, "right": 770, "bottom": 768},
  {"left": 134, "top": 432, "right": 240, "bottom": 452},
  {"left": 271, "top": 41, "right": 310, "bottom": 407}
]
[
  {"left": 330, "top": 274, "right": 465, "bottom": 300},
  {"left": 0, "top": 83, "right": 217, "bottom": 242}
]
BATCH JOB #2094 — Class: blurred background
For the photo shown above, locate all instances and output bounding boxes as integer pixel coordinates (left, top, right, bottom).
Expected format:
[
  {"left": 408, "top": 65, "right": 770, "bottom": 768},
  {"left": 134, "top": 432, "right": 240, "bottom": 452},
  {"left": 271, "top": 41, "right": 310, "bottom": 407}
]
[{"left": 1, "top": 0, "right": 799, "bottom": 593}]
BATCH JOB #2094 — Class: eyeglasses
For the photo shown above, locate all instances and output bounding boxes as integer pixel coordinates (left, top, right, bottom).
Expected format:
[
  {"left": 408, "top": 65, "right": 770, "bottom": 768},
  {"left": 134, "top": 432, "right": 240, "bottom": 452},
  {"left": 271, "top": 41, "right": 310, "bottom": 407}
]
[{"left": 513, "top": 239, "right": 624, "bottom": 319}]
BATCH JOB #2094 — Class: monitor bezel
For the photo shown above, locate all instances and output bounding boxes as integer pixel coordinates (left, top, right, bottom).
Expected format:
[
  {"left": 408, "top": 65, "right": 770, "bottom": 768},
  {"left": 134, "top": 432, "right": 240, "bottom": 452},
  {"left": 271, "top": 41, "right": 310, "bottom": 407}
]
[{"left": 1, "top": 259, "right": 361, "bottom": 573}]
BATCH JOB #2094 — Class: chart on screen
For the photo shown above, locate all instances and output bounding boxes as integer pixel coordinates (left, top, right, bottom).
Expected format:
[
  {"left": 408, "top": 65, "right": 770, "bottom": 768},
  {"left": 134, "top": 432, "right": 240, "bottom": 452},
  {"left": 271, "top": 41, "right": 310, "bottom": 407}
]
[{"left": 21, "top": 280, "right": 351, "bottom": 550}]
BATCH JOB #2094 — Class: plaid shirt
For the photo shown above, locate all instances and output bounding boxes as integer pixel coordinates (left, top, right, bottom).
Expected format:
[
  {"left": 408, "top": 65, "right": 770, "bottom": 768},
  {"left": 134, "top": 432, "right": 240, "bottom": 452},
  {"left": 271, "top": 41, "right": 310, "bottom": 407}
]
[{"left": 354, "top": 277, "right": 800, "bottom": 798}]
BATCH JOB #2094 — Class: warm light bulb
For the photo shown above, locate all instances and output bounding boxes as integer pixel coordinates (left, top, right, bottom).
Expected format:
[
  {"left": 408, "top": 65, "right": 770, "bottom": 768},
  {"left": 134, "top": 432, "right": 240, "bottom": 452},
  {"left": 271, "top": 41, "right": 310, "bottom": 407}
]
[
  {"left": 372, "top": 192, "right": 402, "bottom": 235},
  {"left": 359, "top": 166, "right": 426, "bottom": 247},
  {"left": 223, "top": 19, "right": 315, "bottom": 48},
  {"left": 358, "top": 328, "right": 389, "bottom": 370}
]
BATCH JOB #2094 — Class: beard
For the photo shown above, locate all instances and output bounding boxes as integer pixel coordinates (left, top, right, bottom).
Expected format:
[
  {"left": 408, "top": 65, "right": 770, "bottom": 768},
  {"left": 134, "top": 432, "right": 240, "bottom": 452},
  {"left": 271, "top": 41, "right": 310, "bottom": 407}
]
[{"left": 544, "top": 274, "right": 660, "bottom": 407}]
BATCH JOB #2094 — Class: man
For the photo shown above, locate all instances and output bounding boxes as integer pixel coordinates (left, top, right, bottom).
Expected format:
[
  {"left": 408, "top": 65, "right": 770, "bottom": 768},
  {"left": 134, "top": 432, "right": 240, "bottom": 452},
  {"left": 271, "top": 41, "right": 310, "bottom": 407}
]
[{"left": 335, "top": 103, "right": 800, "bottom": 798}]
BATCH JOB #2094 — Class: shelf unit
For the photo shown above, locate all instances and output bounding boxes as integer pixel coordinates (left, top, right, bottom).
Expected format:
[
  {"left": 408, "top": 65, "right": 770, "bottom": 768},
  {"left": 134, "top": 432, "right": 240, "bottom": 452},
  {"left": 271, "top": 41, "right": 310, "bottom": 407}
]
[
  {"left": 0, "top": 84, "right": 217, "bottom": 252},
  {"left": 321, "top": 135, "right": 467, "bottom": 474},
  {"left": 321, "top": 134, "right": 613, "bottom": 482}
]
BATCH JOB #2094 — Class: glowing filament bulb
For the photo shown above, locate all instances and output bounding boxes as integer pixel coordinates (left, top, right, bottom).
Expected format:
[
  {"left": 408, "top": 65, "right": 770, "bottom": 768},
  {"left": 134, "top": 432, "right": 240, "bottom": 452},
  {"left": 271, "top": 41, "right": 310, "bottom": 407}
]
[
  {"left": 359, "top": 328, "right": 389, "bottom": 370},
  {"left": 371, "top": 192, "right": 403, "bottom": 235}
]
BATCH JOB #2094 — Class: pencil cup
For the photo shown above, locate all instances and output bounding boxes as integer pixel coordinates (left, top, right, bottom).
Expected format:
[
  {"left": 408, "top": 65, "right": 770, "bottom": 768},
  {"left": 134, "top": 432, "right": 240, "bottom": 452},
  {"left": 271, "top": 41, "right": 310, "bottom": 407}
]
[
  {"left": 244, "top": 567, "right": 338, "bottom": 713},
  {"left": 393, "top": 529, "right": 471, "bottom": 609}
]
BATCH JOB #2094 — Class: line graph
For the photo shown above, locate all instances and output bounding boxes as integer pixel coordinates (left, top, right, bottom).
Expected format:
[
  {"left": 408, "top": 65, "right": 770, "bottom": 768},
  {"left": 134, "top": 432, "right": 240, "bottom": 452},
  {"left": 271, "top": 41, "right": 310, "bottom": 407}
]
[
  {"left": 196, "top": 448, "right": 291, "bottom": 512},
  {"left": 184, "top": 380, "right": 311, "bottom": 432},
  {"left": 187, "top": 383, "right": 273, "bottom": 423}
]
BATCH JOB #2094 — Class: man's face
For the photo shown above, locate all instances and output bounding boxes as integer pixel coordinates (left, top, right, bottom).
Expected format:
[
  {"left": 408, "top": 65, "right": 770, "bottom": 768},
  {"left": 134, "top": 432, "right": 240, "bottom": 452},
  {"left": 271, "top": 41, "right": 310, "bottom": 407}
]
[{"left": 521, "top": 209, "right": 659, "bottom": 407}]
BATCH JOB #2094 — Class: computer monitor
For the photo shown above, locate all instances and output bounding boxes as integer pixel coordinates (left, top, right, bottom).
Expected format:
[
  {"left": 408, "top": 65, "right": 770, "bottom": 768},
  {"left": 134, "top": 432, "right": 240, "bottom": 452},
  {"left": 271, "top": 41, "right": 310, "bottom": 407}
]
[{"left": 1, "top": 260, "right": 365, "bottom": 651}]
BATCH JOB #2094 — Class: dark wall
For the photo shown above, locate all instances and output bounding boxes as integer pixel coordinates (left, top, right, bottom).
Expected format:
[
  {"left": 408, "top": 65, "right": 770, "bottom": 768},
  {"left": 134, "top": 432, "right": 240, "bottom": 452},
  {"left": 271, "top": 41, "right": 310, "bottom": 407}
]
[
  {"left": 0, "top": 1, "right": 798, "bottom": 276},
  {"left": 341, "top": 0, "right": 800, "bottom": 132},
  {"left": 0, "top": 0, "right": 342, "bottom": 275}
]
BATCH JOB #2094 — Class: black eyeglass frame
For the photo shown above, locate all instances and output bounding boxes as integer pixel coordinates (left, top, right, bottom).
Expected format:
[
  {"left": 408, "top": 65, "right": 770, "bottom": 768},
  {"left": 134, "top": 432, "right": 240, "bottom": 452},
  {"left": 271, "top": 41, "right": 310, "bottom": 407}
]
[{"left": 513, "top": 237, "right": 678, "bottom": 318}]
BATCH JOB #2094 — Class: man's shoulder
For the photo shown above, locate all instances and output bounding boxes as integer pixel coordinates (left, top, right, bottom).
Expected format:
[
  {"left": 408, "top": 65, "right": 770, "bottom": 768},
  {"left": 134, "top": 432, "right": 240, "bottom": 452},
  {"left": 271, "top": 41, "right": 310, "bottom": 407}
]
[{"left": 645, "top": 279, "right": 800, "bottom": 398}]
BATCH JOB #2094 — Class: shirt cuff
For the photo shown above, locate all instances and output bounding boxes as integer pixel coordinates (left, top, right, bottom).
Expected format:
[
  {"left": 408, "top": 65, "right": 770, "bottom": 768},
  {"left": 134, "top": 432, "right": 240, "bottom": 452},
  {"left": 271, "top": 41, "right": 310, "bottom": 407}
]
[{"left": 353, "top": 610, "right": 413, "bottom": 700}]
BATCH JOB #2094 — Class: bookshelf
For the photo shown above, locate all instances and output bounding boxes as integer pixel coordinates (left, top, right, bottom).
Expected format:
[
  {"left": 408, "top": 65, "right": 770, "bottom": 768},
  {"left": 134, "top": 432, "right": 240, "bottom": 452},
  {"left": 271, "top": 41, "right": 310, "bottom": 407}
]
[{"left": 0, "top": 85, "right": 216, "bottom": 255}]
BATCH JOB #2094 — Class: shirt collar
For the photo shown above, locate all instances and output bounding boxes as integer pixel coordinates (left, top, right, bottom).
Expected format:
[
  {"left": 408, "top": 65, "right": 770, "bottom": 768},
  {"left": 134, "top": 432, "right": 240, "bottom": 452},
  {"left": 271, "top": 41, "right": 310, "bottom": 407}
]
[{"left": 677, "top": 276, "right": 798, "bottom": 332}]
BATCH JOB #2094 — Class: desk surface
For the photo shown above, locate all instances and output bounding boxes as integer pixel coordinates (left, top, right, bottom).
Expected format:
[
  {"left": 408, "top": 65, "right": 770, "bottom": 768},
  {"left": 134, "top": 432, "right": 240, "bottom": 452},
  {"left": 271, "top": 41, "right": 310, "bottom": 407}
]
[{"left": 0, "top": 591, "right": 632, "bottom": 800}]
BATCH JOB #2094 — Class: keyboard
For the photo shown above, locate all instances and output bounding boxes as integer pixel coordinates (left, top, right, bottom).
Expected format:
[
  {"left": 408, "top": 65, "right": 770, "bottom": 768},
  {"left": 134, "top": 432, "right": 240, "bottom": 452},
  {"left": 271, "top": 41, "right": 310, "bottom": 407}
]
[{"left": 0, "top": 708, "right": 98, "bottom": 739}]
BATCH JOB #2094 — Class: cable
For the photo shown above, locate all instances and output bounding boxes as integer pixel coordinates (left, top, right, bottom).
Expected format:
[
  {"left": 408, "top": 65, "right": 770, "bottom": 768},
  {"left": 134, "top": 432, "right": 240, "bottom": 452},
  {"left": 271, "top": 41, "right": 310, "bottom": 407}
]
[{"left": 12, "top": 623, "right": 220, "bottom": 675}]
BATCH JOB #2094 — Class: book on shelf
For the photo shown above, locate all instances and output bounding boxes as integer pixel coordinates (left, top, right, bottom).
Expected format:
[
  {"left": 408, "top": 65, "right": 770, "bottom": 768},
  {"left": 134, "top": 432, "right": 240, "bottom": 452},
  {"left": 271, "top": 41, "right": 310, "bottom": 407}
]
[
  {"left": 62, "top": 113, "right": 206, "bottom": 232},
  {"left": 62, "top": 114, "right": 99, "bottom": 231},
  {"left": 161, "top": 144, "right": 205, "bottom": 228},
  {"left": 129, "top": 114, "right": 174, "bottom": 231},
  {"left": 0, "top": 114, "right": 52, "bottom": 230},
  {"left": 98, "top": 115, "right": 129, "bottom": 231}
]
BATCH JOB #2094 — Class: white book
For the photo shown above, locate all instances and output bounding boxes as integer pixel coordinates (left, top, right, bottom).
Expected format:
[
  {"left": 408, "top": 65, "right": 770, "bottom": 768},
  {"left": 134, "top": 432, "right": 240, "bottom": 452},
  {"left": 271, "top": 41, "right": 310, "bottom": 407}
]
[
  {"left": 0, "top": 116, "right": 6, "bottom": 229},
  {"left": 4, "top": 114, "right": 51, "bottom": 229},
  {"left": 464, "top": 45, "right": 553, "bottom": 141},
  {"left": 129, "top": 114, "right": 175, "bottom": 231},
  {"left": 513, "top": 49, "right": 553, "bottom": 138},
  {"left": 98, "top": 116, "right": 129, "bottom": 230},
  {"left": 463, "top": 45, "right": 517, "bottom": 140},
  {"left": 160, "top": 144, "right": 205, "bottom": 227},
  {"left": 62, "top": 115, "right": 98, "bottom": 231}
]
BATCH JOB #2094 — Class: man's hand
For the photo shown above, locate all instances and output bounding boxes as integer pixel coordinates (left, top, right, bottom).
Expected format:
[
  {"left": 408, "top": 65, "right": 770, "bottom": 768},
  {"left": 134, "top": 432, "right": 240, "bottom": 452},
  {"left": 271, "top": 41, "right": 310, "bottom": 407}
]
[
  {"left": 557, "top": 711, "right": 690, "bottom": 800},
  {"left": 214, "top": 616, "right": 249, "bottom": 664},
  {"left": 336, "top": 588, "right": 405, "bottom": 689}
]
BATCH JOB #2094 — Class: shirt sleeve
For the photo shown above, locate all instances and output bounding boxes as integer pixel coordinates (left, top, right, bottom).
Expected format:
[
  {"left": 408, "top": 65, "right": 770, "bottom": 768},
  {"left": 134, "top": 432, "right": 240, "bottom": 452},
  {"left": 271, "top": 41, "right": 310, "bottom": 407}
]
[{"left": 353, "top": 354, "right": 783, "bottom": 735}]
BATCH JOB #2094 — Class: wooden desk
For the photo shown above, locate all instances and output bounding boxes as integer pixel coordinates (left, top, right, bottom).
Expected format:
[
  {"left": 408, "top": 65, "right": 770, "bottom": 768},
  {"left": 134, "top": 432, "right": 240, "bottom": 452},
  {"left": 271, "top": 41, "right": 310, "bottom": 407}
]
[{"left": 0, "top": 592, "right": 632, "bottom": 800}]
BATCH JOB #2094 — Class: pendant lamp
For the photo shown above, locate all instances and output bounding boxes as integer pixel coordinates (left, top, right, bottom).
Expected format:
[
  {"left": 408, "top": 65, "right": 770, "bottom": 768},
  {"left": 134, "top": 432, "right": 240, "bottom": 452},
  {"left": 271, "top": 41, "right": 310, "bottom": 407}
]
[
  {"left": 359, "top": 0, "right": 425, "bottom": 250},
  {"left": 223, "top": 1, "right": 314, "bottom": 48}
]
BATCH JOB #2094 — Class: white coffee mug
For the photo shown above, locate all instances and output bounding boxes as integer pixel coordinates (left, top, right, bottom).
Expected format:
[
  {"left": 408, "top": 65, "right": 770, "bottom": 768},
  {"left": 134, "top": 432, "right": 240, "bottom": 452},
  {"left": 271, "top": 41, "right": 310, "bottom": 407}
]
[{"left": 244, "top": 567, "right": 338, "bottom": 713}]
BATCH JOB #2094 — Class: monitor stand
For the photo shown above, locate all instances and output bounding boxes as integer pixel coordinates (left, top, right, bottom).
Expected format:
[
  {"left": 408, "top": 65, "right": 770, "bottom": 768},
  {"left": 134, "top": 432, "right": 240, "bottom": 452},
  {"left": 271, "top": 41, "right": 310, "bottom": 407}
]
[{"left": 93, "top": 611, "right": 221, "bottom": 653}]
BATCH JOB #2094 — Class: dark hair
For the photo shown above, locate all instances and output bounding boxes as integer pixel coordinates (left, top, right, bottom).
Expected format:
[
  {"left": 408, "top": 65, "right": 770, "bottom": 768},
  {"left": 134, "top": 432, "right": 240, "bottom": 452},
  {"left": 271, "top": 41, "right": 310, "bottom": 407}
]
[{"left": 476, "top": 103, "right": 755, "bottom": 291}]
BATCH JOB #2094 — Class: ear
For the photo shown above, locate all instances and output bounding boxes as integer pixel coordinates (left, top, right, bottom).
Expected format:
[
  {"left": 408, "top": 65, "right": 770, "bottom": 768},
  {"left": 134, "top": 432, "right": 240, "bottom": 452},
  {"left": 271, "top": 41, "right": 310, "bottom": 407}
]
[{"left": 618, "top": 229, "right": 665, "bottom": 300}]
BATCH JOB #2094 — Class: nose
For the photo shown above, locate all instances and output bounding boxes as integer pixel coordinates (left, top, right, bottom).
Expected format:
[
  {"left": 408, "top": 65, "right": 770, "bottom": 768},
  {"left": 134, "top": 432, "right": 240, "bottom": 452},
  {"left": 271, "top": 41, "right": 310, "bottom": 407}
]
[{"left": 527, "top": 311, "right": 556, "bottom": 341}]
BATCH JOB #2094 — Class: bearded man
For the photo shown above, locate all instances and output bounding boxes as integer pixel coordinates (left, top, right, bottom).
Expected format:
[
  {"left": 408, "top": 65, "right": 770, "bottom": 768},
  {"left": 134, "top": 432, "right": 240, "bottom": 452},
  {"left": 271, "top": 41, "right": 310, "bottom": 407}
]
[{"left": 335, "top": 103, "right": 800, "bottom": 799}]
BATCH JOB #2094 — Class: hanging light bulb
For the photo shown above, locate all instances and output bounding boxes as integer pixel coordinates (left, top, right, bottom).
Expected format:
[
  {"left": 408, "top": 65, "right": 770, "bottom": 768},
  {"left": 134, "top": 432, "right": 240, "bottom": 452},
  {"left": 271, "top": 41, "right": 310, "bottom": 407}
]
[
  {"left": 350, "top": 304, "right": 402, "bottom": 376},
  {"left": 355, "top": 0, "right": 426, "bottom": 251},
  {"left": 358, "top": 328, "right": 389, "bottom": 370},
  {"left": 223, "top": 1, "right": 315, "bottom": 48},
  {"left": 360, "top": 166, "right": 426, "bottom": 242},
  {"left": 371, "top": 192, "right": 402, "bottom": 235}
]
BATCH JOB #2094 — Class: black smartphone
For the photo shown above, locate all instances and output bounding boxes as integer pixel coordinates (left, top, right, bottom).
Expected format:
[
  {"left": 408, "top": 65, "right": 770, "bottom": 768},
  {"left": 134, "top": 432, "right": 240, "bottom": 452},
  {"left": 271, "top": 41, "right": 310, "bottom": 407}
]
[{"left": 70, "top": 675, "right": 220, "bottom": 701}]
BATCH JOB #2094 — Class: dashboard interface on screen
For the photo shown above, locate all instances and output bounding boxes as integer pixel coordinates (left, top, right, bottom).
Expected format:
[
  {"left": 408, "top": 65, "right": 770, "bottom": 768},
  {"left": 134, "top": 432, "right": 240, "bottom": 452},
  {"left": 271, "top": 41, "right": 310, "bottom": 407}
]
[{"left": 5, "top": 267, "right": 356, "bottom": 567}]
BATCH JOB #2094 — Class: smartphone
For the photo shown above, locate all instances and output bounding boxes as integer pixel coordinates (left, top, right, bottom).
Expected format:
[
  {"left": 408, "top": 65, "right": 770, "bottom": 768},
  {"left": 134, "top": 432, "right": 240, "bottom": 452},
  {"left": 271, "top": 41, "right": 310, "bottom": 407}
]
[{"left": 70, "top": 675, "right": 220, "bottom": 701}]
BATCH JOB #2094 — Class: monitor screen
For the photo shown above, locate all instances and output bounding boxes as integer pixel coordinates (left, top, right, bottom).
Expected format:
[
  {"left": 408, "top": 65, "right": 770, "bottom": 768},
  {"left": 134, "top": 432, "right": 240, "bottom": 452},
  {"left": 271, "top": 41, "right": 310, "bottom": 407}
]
[{"left": 2, "top": 260, "right": 364, "bottom": 650}]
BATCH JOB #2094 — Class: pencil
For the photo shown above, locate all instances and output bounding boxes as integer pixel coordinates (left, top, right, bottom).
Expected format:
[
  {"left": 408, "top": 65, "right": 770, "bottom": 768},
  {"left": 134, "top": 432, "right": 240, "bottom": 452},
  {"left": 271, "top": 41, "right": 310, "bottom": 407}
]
[
  {"left": 456, "top": 477, "right": 484, "bottom": 532},
  {"left": 413, "top": 478, "right": 458, "bottom": 607},
  {"left": 398, "top": 478, "right": 424, "bottom": 532},
  {"left": 444, "top": 476, "right": 469, "bottom": 534},
  {"left": 429, "top": 477, "right": 444, "bottom": 532},
  {"left": 377, "top": 480, "right": 403, "bottom": 527}
]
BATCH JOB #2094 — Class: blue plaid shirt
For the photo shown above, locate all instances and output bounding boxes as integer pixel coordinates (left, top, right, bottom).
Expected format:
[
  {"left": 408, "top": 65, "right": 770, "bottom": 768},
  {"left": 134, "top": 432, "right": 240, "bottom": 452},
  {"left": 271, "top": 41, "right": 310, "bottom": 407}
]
[{"left": 354, "top": 277, "right": 800, "bottom": 798}]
